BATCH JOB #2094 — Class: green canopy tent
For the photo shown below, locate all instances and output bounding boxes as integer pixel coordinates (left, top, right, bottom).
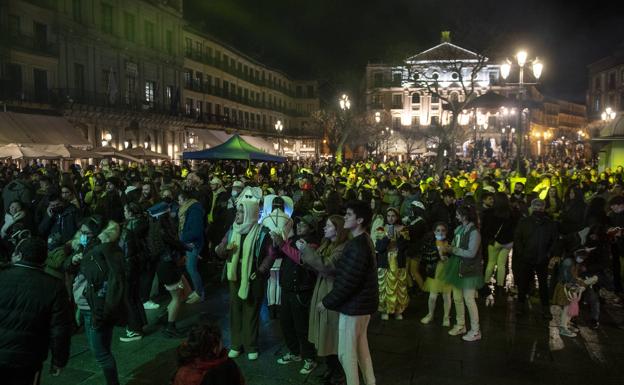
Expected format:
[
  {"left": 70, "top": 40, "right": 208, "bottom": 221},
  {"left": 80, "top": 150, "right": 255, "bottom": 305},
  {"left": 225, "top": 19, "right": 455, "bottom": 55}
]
[{"left": 182, "top": 134, "right": 286, "bottom": 162}]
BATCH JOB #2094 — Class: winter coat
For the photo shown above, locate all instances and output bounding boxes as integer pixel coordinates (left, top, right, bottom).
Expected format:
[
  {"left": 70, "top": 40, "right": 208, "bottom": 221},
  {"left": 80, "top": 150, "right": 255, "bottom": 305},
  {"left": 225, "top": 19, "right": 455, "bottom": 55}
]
[
  {"left": 0, "top": 261, "right": 71, "bottom": 370},
  {"left": 278, "top": 236, "right": 318, "bottom": 293},
  {"left": 179, "top": 201, "right": 206, "bottom": 250},
  {"left": 38, "top": 203, "right": 82, "bottom": 249},
  {"left": 513, "top": 213, "right": 558, "bottom": 266},
  {"left": 301, "top": 241, "right": 345, "bottom": 357},
  {"left": 322, "top": 233, "right": 379, "bottom": 316},
  {"left": 75, "top": 221, "right": 127, "bottom": 329}
]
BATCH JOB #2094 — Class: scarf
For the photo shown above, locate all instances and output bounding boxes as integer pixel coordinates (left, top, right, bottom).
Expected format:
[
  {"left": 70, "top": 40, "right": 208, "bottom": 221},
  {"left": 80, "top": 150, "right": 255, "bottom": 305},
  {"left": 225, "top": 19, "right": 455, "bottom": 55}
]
[
  {"left": 208, "top": 187, "right": 226, "bottom": 224},
  {"left": 226, "top": 200, "right": 261, "bottom": 300},
  {"left": 178, "top": 198, "right": 199, "bottom": 235}
]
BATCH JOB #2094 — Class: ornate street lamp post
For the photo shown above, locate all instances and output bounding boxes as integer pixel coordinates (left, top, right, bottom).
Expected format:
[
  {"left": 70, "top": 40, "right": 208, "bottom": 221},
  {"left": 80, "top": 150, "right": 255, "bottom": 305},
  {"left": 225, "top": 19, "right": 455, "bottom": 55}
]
[{"left": 500, "top": 50, "right": 543, "bottom": 172}]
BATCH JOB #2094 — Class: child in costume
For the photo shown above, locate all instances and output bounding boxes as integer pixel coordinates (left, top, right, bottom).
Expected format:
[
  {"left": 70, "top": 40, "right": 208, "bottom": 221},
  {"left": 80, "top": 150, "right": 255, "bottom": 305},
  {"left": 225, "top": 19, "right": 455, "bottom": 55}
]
[
  {"left": 419, "top": 222, "right": 452, "bottom": 326},
  {"left": 374, "top": 207, "right": 410, "bottom": 320}
]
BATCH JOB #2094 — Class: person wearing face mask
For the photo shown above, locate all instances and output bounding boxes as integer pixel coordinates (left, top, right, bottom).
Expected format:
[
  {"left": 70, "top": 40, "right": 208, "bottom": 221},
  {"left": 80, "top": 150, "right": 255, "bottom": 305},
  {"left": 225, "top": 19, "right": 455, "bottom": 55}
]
[
  {"left": 512, "top": 198, "right": 559, "bottom": 319},
  {"left": 225, "top": 181, "right": 245, "bottom": 227},
  {"left": 0, "top": 236, "right": 71, "bottom": 385},
  {"left": 66, "top": 216, "right": 126, "bottom": 385},
  {"left": 419, "top": 222, "right": 452, "bottom": 327}
]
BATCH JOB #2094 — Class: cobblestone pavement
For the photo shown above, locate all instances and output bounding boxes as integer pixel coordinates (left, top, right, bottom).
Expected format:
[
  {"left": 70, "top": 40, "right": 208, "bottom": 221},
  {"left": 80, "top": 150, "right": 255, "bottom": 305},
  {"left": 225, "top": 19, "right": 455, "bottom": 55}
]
[{"left": 41, "top": 273, "right": 624, "bottom": 385}]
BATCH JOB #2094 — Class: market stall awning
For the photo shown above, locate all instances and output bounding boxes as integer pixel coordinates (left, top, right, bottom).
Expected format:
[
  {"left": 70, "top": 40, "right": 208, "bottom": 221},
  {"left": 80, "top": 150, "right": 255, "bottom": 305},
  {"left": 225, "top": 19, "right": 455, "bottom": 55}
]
[
  {"left": 183, "top": 134, "right": 286, "bottom": 162},
  {"left": 92, "top": 146, "right": 142, "bottom": 163},
  {"left": 0, "top": 143, "right": 63, "bottom": 159},
  {"left": 121, "top": 146, "right": 170, "bottom": 160},
  {"left": 31, "top": 144, "right": 103, "bottom": 159},
  {"left": 0, "top": 112, "right": 89, "bottom": 146}
]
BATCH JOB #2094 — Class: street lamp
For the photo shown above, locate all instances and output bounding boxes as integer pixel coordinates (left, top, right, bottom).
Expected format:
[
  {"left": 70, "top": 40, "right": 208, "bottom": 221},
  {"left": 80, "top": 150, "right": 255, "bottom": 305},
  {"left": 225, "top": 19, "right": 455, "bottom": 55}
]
[
  {"left": 275, "top": 120, "right": 283, "bottom": 155},
  {"left": 602, "top": 107, "right": 616, "bottom": 122},
  {"left": 101, "top": 131, "right": 112, "bottom": 147},
  {"left": 500, "top": 50, "right": 543, "bottom": 171},
  {"left": 339, "top": 94, "right": 351, "bottom": 111}
]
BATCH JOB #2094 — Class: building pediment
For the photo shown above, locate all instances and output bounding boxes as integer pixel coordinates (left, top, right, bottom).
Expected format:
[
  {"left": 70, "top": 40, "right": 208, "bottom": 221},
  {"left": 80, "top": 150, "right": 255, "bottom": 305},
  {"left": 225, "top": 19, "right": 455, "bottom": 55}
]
[{"left": 406, "top": 42, "right": 485, "bottom": 63}]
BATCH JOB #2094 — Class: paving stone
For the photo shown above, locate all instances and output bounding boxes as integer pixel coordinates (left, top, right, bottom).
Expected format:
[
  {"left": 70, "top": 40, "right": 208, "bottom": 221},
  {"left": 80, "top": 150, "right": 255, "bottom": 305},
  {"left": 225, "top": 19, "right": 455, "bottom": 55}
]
[{"left": 38, "top": 279, "right": 623, "bottom": 385}]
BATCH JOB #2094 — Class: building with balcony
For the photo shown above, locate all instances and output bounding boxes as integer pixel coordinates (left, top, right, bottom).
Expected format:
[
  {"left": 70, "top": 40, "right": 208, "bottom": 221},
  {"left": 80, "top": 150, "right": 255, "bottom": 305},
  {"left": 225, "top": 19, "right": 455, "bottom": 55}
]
[
  {"left": 181, "top": 27, "right": 319, "bottom": 152},
  {"left": 364, "top": 32, "right": 586, "bottom": 157},
  {"left": 0, "top": 0, "right": 320, "bottom": 159}
]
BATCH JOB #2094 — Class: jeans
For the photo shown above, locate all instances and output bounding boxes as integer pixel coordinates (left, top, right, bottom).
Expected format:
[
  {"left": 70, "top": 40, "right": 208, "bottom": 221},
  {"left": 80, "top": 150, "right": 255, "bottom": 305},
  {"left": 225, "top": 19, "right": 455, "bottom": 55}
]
[
  {"left": 185, "top": 246, "right": 204, "bottom": 297},
  {"left": 83, "top": 311, "right": 120, "bottom": 385},
  {"left": 338, "top": 314, "right": 376, "bottom": 385},
  {"left": 280, "top": 290, "right": 316, "bottom": 360}
]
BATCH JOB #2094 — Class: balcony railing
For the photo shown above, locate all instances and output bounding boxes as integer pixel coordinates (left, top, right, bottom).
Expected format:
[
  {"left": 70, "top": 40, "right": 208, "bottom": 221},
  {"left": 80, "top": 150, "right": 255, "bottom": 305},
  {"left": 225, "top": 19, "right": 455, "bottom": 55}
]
[
  {"left": 3, "top": 32, "right": 59, "bottom": 57},
  {"left": 372, "top": 80, "right": 403, "bottom": 88},
  {"left": 184, "top": 50, "right": 318, "bottom": 99},
  {"left": 183, "top": 82, "right": 307, "bottom": 117}
]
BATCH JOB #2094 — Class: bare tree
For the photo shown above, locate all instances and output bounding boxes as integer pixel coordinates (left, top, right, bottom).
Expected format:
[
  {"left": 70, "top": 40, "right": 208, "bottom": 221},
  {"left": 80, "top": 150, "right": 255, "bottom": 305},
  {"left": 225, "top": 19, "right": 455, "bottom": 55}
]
[
  {"left": 398, "top": 126, "right": 425, "bottom": 158},
  {"left": 402, "top": 54, "right": 488, "bottom": 174}
]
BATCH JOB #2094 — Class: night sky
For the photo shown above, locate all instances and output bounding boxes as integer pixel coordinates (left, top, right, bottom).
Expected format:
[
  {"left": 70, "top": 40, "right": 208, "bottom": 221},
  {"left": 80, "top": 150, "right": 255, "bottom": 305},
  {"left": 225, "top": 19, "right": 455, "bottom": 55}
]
[{"left": 185, "top": 0, "right": 624, "bottom": 106}]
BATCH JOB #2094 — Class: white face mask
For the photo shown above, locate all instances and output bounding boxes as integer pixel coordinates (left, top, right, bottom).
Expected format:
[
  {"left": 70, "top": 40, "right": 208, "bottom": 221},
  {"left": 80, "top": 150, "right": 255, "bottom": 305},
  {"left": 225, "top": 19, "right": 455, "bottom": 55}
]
[
  {"left": 231, "top": 190, "right": 239, "bottom": 198},
  {"left": 435, "top": 234, "right": 446, "bottom": 241}
]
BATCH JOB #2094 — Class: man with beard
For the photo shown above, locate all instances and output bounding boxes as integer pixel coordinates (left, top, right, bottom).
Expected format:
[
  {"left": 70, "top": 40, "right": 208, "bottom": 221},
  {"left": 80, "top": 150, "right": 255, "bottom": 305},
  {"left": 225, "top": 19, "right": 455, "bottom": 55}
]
[{"left": 512, "top": 198, "right": 558, "bottom": 318}]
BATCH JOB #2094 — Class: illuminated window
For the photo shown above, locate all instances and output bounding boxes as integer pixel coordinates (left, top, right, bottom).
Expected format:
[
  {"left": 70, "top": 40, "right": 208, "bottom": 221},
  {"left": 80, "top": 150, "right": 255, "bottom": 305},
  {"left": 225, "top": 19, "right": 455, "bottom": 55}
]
[{"left": 145, "top": 81, "right": 155, "bottom": 105}]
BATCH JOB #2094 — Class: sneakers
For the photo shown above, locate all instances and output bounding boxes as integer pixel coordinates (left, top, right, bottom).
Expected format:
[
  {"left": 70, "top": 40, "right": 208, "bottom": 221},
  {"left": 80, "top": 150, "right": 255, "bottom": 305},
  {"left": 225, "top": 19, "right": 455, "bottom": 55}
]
[
  {"left": 119, "top": 330, "right": 143, "bottom": 342},
  {"left": 247, "top": 352, "right": 258, "bottom": 361},
  {"left": 299, "top": 359, "right": 317, "bottom": 375},
  {"left": 380, "top": 313, "right": 389, "bottom": 321},
  {"left": 448, "top": 325, "right": 466, "bottom": 336},
  {"left": 228, "top": 349, "right": 241, "bottom": 358},
  {"left": 442, "top": 317, "right": 451, "bottom": 327},
  {"left": 143, "top": 300, "right": 160, "bottom": 310},
  {"left": 462, "top": 330, "right": 482, "bottom": 342},
  {"left": 277, "top": 352, "right": 302, "bottom": 364},
  {"left": 162, "top": 325, "right": 184, "bottom": 338},
  {"left": 559, "top": 328, "right": 578, "bottom": 337},
  {"left": 420, "top": 314, "right": 433, "bottom": 324},
  {"left": 185, "top": 292, "right": 202, "bottom": 304}
]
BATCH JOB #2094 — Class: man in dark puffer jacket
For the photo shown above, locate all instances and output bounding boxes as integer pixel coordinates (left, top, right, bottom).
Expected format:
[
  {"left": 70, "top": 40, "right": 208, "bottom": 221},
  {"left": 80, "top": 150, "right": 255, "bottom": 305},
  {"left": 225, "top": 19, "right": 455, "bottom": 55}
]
[
  {"left": 0, "top": 236, "right": 71, "bottom": 385},
  {"left": 322, "top": 200, "right": 378, "bottom": 385}
]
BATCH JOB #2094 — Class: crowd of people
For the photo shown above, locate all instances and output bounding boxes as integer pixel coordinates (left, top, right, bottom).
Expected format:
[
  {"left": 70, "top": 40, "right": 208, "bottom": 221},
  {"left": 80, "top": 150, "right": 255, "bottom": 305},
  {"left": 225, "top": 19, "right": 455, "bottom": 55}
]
[{"left": 1, "top": 155, "right": 624, "bottom": 385}]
